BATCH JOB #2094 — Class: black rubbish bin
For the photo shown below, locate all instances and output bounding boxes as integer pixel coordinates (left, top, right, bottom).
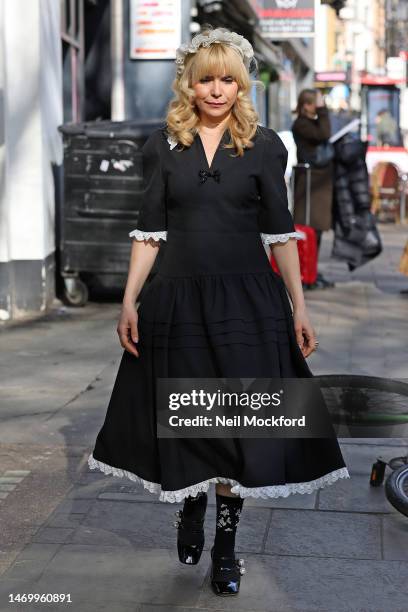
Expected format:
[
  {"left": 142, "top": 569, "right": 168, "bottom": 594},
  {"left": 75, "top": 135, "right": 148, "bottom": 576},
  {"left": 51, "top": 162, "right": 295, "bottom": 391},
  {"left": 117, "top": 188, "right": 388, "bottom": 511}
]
[{"left": 57, "top": 119, "right": 165, "bottom": 306}]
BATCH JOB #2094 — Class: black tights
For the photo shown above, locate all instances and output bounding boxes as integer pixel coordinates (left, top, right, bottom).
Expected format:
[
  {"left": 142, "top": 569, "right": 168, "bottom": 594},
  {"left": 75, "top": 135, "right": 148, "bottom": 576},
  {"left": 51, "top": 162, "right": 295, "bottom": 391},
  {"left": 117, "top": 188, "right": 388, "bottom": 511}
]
[{"left": 213, "top": 493, "right": 244, "bottom": 559}]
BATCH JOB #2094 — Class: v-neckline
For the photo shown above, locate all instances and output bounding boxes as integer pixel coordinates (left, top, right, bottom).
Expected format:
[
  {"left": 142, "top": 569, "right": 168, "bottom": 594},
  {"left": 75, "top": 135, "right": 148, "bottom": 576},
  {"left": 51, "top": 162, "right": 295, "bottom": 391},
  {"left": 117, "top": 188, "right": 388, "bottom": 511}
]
[{"left": 196, "top": 128, "right": 228, "bottom": 171}]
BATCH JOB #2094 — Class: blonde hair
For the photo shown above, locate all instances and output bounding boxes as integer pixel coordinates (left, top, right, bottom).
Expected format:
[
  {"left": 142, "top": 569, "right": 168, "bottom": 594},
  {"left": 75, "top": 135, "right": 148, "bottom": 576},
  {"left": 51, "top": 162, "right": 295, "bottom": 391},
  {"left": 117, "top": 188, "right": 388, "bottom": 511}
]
[{"left": 166, "top": 28, "right": 264, "bottom": 157}]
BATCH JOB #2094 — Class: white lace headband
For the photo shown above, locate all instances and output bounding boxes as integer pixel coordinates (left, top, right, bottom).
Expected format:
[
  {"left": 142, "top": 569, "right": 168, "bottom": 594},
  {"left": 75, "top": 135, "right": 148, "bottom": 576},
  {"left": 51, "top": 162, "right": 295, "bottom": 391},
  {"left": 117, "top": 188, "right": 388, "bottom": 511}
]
[{"left": 175, "top": 28, "right": 257, "bottom": 78}]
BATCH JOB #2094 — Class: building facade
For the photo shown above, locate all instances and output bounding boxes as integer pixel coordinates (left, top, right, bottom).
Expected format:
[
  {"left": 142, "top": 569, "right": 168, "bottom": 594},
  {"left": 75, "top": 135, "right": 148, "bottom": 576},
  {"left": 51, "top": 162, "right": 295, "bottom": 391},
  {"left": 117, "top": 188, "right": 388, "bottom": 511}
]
[
  {"left": 0, "top": 0, "right": 341, "bottom": 321},
  {"left": 0, "top": 0, "right": 63, "bottom": 321}
]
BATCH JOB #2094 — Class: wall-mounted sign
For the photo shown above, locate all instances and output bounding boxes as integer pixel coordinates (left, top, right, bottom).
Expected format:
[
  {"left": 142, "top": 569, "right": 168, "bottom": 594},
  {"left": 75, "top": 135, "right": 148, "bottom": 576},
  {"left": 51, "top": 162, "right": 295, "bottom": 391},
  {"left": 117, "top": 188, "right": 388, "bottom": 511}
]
[
  {"left": 129, "top": 0, "right": 181, "bottom": 60},
  {"left": 386, "top": 57, "right": 405, "bottom": 81},
  {"left": 255, "top": 0, "right": 315, "bottom": 39},
  {"left": 315, "top": 71, "right": 347, "bottom": 82}
]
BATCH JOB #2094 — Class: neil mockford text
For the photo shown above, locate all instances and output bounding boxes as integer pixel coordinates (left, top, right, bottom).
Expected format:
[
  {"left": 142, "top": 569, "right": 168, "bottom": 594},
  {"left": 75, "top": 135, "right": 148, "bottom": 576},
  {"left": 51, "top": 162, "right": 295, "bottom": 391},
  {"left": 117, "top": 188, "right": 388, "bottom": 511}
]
[{"left": 166, "top": 389, "right": 306, "bottom": 429}]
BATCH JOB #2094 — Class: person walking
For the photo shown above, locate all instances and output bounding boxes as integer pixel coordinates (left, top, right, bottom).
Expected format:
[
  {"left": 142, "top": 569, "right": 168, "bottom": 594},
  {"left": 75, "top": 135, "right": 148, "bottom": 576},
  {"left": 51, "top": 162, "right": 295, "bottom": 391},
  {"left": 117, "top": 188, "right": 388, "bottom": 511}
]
[
  {"left": 292, "top": 89, "right": 335, "bottom": 289},
  {"left": 89, "top": 27, "right": 350, "bottom": 597}
]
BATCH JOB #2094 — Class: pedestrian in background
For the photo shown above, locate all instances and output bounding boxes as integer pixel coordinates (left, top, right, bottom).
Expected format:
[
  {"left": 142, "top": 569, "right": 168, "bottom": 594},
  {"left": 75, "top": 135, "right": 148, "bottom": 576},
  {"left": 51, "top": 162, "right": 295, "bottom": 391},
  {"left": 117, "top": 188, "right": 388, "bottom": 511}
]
[
  {"left": 375, "top": 109, "right": 399, "bottom": 147},
  {"left": 292, "top": 89, "right": 335, "bottom": 289}
]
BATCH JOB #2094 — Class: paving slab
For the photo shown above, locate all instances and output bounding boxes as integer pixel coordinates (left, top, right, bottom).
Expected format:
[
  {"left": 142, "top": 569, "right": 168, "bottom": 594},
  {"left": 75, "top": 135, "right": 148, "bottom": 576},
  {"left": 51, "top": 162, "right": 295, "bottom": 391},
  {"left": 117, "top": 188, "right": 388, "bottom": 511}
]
[
  {"left": 382, "top": 513, "right": 408, "bottom": 561},
  {"left": 317, "top": 473, "right": 402, "bottom": 514},
  {"left": 64, "top": 500, "right": 270, "bottom": 555},
  {"left": 242, "top": 489, "right": 317, "bottom": 509},
  {"left": 264, "top": 508, "right": 381, "bottom": 560},
  {"left": 5, "top": 546, "right": 207, "bottom": 608},
  {"left": 197, "top": 553, "right": 408, "bottom": 612},
  {"left": 339, "top": 443, "right": 408, "bottom": 475}
]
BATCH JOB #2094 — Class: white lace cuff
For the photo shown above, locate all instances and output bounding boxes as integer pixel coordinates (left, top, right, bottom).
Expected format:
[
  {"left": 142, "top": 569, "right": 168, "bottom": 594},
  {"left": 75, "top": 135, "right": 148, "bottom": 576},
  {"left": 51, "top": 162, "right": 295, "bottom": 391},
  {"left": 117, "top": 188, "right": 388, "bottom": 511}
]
[
  {"left": 261, "top": 231, "right": 304, "bottom": 246},
  {"left": 129, "top": 229, "right": 167, "bottom": 242}
]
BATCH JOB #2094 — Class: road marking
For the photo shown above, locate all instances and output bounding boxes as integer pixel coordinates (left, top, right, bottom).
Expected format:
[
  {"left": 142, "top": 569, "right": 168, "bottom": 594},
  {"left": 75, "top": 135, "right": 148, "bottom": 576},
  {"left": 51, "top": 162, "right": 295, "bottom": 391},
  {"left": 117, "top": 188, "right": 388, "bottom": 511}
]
[{"left": 0, "top": 470, "right": 31, "bottom": 503}]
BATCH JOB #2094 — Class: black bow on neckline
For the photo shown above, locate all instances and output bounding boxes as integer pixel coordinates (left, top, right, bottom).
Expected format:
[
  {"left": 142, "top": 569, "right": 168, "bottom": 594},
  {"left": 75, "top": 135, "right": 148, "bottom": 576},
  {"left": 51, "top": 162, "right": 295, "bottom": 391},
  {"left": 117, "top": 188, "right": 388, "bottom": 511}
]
[{"left": 198, "top": 168, "right": 221, "bottom": 184}]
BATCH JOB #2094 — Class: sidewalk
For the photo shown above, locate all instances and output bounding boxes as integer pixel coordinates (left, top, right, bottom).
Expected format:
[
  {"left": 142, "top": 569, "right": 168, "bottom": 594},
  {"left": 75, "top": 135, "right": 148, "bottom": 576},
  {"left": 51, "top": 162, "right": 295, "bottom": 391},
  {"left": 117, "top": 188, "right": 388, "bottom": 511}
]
[{"left": 0, "top": 223, "right": 407, "bottom": 612}]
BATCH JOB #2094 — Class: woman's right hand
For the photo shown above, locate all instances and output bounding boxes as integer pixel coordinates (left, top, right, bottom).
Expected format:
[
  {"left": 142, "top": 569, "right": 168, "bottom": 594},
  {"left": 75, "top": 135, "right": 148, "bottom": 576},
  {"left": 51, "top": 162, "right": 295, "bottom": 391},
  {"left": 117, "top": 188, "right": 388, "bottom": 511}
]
[{"left": 117, "top": 302, "right": 140, "bottom": 357}]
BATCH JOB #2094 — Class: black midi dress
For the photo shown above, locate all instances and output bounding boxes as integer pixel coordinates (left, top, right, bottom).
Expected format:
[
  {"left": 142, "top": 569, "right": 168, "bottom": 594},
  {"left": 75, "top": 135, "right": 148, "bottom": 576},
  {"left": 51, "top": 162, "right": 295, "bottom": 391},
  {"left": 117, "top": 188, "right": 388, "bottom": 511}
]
[{"left": 88, "top": 124, "right": 350, "bottom": 502}]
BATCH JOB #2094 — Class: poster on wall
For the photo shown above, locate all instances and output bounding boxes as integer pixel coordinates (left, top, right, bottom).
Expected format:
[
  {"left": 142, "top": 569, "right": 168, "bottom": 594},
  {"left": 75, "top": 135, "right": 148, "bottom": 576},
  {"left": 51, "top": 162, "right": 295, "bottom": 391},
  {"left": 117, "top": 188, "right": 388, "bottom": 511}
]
[
  {"left": 254, "top": 0, "right": 315, "bottom": 38},
  {"left": 129, "top": 0, "right": 181, "bottom": 59}
]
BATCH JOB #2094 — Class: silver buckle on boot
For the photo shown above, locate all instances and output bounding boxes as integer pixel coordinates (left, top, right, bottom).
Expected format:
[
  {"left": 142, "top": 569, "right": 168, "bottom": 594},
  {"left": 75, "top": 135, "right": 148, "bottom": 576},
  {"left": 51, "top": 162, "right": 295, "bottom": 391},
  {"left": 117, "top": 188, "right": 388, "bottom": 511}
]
[{"left": 173, "top": 510, "right": 182, "bottom": 527}]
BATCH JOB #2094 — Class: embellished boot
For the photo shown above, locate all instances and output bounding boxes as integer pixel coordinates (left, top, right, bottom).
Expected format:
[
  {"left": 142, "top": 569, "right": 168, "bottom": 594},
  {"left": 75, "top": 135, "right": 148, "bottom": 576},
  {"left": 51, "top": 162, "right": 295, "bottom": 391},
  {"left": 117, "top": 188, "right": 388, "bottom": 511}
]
[
  {"left": 210, "top": 493, "right": 245, "bottom": 596},
  {"left": 173, "top": 491, "right": 207, "bottom": 565},
  {"left": 210, "top": 546, "right": 246, "bottom": 596}
]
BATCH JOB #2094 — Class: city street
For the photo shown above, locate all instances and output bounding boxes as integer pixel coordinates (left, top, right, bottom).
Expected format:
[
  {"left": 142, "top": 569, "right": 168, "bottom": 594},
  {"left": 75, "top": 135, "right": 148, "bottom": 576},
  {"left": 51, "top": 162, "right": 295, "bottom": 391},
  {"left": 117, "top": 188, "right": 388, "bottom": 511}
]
[{"left": 0, "top": 224, "right": 407, "bottom": 612}]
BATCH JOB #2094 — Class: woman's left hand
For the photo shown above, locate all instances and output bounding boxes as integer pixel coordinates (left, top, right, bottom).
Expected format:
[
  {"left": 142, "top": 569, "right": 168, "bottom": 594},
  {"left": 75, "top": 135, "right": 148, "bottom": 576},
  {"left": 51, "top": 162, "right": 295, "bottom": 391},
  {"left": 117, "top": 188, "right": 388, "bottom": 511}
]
[{"left": 293, "top": 307, "right": 317, "bottom": 358}]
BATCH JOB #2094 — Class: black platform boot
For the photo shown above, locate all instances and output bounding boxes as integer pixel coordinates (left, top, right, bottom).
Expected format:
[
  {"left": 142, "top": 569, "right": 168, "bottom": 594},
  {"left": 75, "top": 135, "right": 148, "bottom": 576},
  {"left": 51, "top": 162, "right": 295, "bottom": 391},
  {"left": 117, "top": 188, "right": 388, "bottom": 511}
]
[
  {"left": 173, "top": 491, "right": 207, "bottom": 565},
  {"left": 210, "top": 545, "right": 246, "bottom": 596},
  {"left": 210, "top": 493, "right": 245, "bottom": 596}
]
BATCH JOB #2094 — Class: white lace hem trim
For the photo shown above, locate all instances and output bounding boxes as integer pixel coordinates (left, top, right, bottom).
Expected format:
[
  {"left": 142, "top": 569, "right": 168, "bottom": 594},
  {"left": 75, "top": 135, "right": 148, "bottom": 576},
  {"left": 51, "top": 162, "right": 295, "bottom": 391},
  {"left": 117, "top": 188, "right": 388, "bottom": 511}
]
[
  {"left": 88, "top": 455, "right": 350, "bottom": 503},
  {"left": 129, "top": 229, "right": 167, "bottom": 242},
  {"left": 261, "top": 231, "right": 304, "bottom": 246}
]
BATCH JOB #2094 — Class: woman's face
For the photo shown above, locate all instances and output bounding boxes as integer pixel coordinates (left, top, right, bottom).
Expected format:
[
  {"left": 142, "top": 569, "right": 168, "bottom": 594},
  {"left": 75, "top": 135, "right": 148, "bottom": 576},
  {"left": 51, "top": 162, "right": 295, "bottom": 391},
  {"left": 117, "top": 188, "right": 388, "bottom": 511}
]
[
  {"left": 302, "top": 97, "right": 317, "bottom": 117},
  {"left": 192, "top": 73, "right": 239, "bottom": 121}
]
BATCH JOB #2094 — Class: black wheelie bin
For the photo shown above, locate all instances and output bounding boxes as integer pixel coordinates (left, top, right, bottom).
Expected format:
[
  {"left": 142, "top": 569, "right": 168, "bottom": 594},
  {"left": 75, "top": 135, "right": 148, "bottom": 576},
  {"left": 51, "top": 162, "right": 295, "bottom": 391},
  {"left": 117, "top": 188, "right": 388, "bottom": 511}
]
[{"left": 57, "top": 119, "right": 164, "bottom": 306}]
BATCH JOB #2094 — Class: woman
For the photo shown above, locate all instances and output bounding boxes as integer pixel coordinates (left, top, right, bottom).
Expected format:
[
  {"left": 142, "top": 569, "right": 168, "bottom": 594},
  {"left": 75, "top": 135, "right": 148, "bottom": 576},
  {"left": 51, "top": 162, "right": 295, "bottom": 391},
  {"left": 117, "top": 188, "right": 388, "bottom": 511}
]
[
  {"left": 89, "top": 27, "right": 350, "bottom": 597},
  {"left": 292, "top": 89, "right": 335, "bottom": 289}
]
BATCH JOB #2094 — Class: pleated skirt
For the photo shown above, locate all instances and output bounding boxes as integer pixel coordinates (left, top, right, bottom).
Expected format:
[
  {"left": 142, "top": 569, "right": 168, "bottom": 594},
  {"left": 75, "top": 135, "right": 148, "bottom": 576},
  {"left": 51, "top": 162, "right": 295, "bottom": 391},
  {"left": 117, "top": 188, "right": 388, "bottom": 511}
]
[{"left": 89, "top": 230, "right": 350, "bottom": 501}]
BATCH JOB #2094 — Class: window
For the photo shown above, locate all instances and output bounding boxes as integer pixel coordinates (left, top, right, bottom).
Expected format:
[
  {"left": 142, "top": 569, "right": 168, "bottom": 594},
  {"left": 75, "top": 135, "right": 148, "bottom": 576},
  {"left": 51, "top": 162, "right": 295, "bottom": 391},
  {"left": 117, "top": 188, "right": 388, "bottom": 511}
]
[{"left": 60, "top": 0, "right": 85, "bottom": 122}]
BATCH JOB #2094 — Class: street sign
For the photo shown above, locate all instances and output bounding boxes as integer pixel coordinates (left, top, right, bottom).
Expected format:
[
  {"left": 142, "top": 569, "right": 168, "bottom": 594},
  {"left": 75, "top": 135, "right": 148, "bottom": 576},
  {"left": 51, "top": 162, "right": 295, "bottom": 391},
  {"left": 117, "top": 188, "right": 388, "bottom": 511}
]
[
  {"left": 315, "top": 71, "right": 347, "bottom": 82},
  {"left": 387, "top": 57, "right": 405, "bottom": 81},
  {"left": 256, "top": 0, "right": 315, "bottom": 39},
  {"left": 129, "top": 0, "right": 181, "bottom": 60}
]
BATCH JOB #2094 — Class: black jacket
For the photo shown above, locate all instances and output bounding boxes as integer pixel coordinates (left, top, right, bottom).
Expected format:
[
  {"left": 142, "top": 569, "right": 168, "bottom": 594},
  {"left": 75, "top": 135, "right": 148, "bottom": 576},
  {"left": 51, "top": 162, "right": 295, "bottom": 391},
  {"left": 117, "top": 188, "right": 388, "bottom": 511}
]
[
  {"left": 291, "top": 106, "right": 334, "bottom": 231},
  {"left": 331, "top": 134, "right": 382, "bottom": 270},
  {"left": 292, "top": 106, "right": 332, "bottom": 162}
]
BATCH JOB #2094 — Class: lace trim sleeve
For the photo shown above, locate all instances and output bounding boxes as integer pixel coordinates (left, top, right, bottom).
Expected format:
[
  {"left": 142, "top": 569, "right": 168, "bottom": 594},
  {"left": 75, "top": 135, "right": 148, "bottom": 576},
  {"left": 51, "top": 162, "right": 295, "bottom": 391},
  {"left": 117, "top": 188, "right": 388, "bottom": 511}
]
[
  {"left": 129, "top": 229, "right": 167, "bottom": 242},
  {"left": 130, "top": 230, "right": 302, "bottom": 245},
  {"left": 261, "top": 231, "right": 304, "bottom": 246}
]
